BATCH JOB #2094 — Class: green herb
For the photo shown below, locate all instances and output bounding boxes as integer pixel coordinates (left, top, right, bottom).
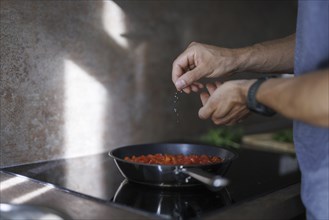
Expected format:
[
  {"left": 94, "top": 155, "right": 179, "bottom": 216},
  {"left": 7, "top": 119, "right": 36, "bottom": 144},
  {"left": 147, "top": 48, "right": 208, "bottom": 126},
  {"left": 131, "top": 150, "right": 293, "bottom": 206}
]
[
  {"left": 199, "top": 127, "right": 243, "bottom": 148},
  {"left": 272, "top": 129, "right": 294, "bottom": 143}
]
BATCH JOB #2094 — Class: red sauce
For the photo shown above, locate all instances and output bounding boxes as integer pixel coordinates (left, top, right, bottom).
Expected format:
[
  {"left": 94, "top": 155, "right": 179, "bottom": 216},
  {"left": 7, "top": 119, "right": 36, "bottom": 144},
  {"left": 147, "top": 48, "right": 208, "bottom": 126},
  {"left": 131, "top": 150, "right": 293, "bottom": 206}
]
[{"left": 124, "top": 154, "right": 223, "bottom": 165}]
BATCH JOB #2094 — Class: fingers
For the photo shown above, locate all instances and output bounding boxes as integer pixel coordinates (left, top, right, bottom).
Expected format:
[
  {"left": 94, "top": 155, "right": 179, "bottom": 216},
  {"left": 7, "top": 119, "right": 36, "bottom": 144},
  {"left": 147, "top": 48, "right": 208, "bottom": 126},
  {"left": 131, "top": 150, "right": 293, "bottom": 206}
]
[
  {"left": 194, "top": 82, "right": 204, "bottom": 89},
  {"left": 212, "top": 107, "right": 250, "bottom": 125},
  {"left": 215, "top": 81, "right": 222, "bottom": 88},
  {"left": 183, "top": 87, "right": 191, "bottom": 94},
  {"left": 172, "top": 48, "right": 200, "bottom": 91},
  {"left": 199, "top": 81, "right": 223, "bottom": 119},
  {"left": 172, "top": 50, "right": 193, "bottom": 84},
  {"left": 172, "top": 44, "right": 208, "bottom": 91},
  {"left": 198, "top": 80, "right": 250, "bottom": 125},
  {"left": 205, "top": 83, "right": 216, "bottom": 95},
  {"left": 198, "top": 100, "right": 216, "bottom": 120},
  {"left": 175, "top": 66, "right": 205, "bottom": 91},
  {"left": 200, "top": 92, "right": 210, "bottom": 106},
  {"left": 191, "top": 82, "right": 204, "bottom": 93},
  {"left": 172, "top": 42, "right": 238, "bottom": 93},
  {"left": 225, "top": 110, "right": 250, "bottom": 126},
  {"left": 185, "top": 81, "right": 221, "bottom": 94},
  {"left": 183, "top": 82, "right": 204, "bottom": 94}
]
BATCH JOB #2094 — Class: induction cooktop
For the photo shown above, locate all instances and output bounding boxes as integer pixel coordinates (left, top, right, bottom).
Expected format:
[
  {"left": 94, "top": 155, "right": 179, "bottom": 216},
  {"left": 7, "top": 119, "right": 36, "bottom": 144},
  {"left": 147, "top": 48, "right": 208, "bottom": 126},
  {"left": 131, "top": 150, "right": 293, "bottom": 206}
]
[{"left": 1, "top": 148, "right": 301, "bottom": 219}]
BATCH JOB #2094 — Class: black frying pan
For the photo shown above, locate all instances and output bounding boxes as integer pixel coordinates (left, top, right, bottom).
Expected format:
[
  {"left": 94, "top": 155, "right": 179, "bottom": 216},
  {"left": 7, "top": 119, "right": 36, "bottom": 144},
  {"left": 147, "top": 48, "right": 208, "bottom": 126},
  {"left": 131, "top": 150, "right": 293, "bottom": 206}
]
[{"left": 109, "top": 143, "right": 238, "bottom": 188}]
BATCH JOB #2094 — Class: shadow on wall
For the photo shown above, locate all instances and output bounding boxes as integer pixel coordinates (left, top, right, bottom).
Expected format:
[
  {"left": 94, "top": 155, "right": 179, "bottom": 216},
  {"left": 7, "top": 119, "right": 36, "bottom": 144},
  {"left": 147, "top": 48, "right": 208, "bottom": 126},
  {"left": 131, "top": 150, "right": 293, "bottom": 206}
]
[
  {"left": 0, "top": 0, "right": 297, "bottom": 167},
  {"left": 0, "top": 0, "right": 183, "bottom": 166},
  {"left": 36, "top": 1, "right": 187, "bottom": 157}
]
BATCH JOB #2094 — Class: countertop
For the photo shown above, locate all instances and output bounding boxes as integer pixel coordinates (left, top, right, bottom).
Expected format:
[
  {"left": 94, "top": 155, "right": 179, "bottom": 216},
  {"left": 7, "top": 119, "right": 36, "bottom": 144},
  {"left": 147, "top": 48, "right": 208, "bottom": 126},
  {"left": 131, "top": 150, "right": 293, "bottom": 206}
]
[
  {"left": 0, "top": 172, "right": 158, "bottom": 220},
  {"left": 0, "top": 147, "right": 305, "bottom": 220}
]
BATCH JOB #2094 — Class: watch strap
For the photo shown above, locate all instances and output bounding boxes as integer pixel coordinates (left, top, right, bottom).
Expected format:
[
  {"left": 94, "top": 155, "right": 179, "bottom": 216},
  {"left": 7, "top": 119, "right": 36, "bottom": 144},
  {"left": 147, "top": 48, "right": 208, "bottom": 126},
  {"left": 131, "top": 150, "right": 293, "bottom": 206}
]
[{"left": 247, "top": 78, "right": 276, "bottom": 116}]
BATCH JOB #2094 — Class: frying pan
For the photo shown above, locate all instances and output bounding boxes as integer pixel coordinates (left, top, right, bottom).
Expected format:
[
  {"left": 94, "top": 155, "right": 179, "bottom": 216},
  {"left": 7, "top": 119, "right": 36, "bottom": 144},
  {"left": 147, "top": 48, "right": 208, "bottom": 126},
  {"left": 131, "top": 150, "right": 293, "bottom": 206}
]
[{"left": 109, "top": 143, "right": 238, "bottom": 188}]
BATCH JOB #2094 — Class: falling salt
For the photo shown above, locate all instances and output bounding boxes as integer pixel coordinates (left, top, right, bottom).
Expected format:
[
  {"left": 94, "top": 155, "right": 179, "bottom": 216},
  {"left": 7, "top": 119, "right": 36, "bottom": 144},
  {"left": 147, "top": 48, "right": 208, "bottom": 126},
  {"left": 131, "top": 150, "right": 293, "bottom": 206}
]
[{"left": 173, "top": 91, "right": 182, "bottom": 123}]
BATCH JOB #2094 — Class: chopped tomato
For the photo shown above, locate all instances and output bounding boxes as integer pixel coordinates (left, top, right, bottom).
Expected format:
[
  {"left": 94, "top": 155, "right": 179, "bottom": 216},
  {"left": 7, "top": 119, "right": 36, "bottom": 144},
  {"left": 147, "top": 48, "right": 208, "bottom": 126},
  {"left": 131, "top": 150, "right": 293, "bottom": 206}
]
[{"left": 124, "top": 153, "right": 223, "bottom": 165}]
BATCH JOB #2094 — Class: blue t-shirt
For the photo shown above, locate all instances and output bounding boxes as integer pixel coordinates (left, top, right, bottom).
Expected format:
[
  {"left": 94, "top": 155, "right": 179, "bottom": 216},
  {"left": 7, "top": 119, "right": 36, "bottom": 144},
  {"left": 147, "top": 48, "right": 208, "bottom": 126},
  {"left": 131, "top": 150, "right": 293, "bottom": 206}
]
[{"left": 294, "top": 1, "right": 329, "bottom": 219}]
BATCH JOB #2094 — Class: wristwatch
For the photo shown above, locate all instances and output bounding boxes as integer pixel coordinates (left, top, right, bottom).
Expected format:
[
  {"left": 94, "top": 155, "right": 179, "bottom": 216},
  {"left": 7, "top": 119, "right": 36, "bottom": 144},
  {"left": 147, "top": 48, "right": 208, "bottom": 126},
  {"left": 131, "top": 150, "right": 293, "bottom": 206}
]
[{"left": 247, "top": 77, "right": 276, "bottom": 116}]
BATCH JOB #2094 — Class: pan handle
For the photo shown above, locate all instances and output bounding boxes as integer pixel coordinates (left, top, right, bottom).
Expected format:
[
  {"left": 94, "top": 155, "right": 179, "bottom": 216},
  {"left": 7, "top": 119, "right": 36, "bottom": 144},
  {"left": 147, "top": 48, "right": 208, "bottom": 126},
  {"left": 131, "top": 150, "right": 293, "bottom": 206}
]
[{"left": 180, "top": 168, "right": 229, "bottom": 188}]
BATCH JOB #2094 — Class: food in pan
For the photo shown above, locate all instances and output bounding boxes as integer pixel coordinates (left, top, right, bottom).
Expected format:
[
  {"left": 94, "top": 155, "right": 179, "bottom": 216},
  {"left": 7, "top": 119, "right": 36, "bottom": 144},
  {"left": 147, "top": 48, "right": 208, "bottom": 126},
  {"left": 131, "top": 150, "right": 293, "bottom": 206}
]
[{"left": 124, "top": 154, "right": 223, "bottom": 165}]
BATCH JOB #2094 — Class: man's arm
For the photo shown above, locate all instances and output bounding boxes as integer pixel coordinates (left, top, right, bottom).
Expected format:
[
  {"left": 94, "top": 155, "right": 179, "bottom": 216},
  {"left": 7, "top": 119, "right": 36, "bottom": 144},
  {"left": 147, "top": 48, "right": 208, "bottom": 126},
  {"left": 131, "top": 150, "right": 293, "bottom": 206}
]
[
  {"left": 172, "top": 34, "right": 296, "bottom": 92},
  {"left": 199, "top": 69, "right": 328, "bottom": 127},
  {"left": 239, "top": 34, "right": 296, "bottom": 73},
  {"left": 256, "top": 69, "right": 329, "bottom": 127}
]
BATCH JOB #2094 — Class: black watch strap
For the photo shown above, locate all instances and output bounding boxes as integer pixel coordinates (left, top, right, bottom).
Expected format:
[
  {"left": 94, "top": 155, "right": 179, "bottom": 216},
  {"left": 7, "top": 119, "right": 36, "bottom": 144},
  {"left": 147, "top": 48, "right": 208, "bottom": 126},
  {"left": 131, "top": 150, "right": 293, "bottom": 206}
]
[{"left": 247, "top": 78, "right": 276, "bottom": 116}]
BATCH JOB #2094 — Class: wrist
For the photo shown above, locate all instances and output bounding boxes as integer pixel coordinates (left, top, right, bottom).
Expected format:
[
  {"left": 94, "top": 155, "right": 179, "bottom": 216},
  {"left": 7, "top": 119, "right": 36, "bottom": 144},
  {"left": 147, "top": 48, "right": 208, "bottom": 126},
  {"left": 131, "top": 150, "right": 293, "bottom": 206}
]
[
  {"left": 247, "top": 77, "right": 276, "bottom": 116},
  {"left": 241, "top": 79, "right": 257, "bottom": 100},
  {"left": 232, "top": 47, "right": 254, "bottom": 73}
]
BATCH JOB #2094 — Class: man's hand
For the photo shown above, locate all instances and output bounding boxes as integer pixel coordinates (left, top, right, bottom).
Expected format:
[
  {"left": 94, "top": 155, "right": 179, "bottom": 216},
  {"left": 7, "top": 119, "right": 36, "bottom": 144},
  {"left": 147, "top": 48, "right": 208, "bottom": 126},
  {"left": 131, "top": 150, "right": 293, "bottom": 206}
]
[
  {"left": 172, "top": 42, "right": 242, "bottom": 93},
  {"left": 199, "top": 80, "right": 255, "bottom": 125},
  {"left": 172, "top": 35, "right": 296, "bottom": 93}
]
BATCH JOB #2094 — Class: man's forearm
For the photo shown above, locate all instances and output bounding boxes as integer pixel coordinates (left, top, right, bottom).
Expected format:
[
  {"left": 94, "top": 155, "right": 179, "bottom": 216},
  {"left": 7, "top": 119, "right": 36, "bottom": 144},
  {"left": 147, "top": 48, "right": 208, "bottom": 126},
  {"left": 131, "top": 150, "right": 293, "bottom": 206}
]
[
  {"left": 256, "top": 69, "right": 329, "bottom": 127},
  {"left": 236, "top": 34, "right": 296, "bottom": 74}
]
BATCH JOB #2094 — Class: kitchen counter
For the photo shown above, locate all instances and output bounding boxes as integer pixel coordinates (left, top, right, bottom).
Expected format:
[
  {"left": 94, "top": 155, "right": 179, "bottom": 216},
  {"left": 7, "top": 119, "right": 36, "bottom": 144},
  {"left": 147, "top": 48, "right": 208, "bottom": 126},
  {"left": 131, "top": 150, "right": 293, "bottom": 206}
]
[
  {"left": 0, "top": 172, "right": 157, "bottom": 220},
  {"left": 0, "top": 147, "right": 305, "bottom": 220}
]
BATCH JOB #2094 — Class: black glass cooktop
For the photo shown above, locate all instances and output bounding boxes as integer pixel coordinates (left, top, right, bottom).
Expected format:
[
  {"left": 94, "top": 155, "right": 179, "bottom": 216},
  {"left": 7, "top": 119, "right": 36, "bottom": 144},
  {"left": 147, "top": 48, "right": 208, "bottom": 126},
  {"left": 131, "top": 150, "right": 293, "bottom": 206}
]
[{"left": 1, "top": 148, "right": 300, "bottom": 219}]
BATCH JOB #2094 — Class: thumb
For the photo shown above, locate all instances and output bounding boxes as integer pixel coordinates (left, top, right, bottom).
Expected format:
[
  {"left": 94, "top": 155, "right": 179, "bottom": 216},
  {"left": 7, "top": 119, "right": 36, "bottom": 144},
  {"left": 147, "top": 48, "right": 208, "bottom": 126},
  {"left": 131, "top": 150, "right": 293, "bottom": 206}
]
[
  {"left": 198, "top": 104, "right": 214, "bottom": 120},
  {"left": 175, "top": 67, "right": 204, "bottom": 90}
]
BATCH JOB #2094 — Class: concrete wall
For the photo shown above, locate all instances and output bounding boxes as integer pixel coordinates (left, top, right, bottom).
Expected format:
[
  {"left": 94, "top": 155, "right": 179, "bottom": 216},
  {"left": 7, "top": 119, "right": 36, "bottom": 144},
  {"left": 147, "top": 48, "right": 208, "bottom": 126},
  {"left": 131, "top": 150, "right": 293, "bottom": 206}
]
[{"left": 0, "top": 0, "right": 297, "bottom": 167}]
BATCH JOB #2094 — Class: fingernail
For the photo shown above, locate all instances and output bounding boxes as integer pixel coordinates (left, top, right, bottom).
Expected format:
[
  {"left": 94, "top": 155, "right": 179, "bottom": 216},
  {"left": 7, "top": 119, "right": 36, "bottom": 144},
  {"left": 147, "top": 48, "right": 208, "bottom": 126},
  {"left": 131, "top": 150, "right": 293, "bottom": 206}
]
[{"left": 175, "top": 79, "right": 186, "bottom": 90}]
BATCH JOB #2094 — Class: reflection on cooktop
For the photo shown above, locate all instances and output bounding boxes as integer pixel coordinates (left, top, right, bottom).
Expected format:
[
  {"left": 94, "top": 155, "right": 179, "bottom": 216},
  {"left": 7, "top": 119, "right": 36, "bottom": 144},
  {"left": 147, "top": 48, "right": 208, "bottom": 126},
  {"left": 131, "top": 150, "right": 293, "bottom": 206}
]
[
  {"left": 112, "top": 180, "right": 232, "bottom": 219},
  {"left": 1, "top": 148, "right": 301, "bottom": 219}
]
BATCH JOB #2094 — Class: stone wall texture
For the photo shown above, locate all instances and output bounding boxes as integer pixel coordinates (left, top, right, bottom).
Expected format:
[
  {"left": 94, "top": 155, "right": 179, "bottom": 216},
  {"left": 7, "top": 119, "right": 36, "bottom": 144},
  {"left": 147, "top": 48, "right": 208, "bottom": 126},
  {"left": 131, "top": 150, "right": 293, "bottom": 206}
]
[{"left": 0, "top": 0, "right": 297, "bottom": 167}]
